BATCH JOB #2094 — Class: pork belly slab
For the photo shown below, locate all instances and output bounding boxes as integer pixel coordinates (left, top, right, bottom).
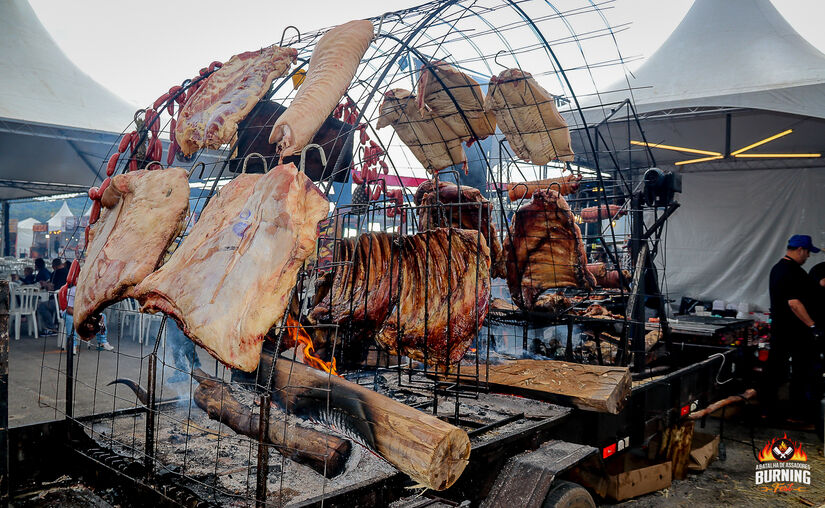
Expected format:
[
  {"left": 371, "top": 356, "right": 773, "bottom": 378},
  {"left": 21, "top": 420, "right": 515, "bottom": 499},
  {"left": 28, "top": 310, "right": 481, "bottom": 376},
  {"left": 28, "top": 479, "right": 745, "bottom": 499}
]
[
  {"left": 175, "top": 46, "right": 297, "bottom": 156},
  {"left": 269, "top": 19, "right": 373, "bottom": 158},
  {"left": 134, "top": 163, "right": 329, "bottom": 372},
  {"left": 484, "top": 69, "right": 574, "bottom": 165},
  {"left": 377, "top": 89, "right": 467, "bottom": 173},
  {"left": 503, "top": 189, "right": 594, "bottom": 310},
  {"left": 75, "top": 168, "right": 190, "bottom": 337}
]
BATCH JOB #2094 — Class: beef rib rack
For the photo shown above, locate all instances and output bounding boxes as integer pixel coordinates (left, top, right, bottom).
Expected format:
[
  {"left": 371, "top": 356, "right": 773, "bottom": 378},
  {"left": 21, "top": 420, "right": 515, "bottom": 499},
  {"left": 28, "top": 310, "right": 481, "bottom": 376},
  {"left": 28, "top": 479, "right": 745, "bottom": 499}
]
[
  {"left": 74, "top": 168, "right": 190, "bottom": 337},
  {"left": 134, "top": 163, "right": 329, "bottom": 372},
  {"left": 175, "top": 45, "right": 297, "bottom": 156}
]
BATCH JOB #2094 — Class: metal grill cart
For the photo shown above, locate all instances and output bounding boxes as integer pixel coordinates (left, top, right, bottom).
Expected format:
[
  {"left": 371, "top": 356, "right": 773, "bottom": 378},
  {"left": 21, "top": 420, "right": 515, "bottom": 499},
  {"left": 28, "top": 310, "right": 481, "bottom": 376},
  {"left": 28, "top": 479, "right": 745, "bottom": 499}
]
[{"left": 2, "top": 1, "right": 752, "bottom": 506}]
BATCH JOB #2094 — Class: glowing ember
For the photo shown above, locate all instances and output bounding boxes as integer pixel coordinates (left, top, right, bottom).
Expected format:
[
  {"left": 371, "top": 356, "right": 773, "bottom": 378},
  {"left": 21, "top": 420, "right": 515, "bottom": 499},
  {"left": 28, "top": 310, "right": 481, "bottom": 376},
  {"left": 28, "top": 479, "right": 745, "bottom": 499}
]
[{"left": 285, "top": 316, "right": 339, "bottom": 376}]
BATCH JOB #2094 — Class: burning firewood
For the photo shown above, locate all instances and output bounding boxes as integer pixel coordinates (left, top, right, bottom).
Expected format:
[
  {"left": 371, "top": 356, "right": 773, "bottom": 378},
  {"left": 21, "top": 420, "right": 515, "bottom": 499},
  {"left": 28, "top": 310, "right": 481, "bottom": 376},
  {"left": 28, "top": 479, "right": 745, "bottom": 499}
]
[
  {"left": 260, "top": 353, "right": 471, "bottom": 490},
  {"left": 109, "top": 372, "right": 351, "bottom": 478}
]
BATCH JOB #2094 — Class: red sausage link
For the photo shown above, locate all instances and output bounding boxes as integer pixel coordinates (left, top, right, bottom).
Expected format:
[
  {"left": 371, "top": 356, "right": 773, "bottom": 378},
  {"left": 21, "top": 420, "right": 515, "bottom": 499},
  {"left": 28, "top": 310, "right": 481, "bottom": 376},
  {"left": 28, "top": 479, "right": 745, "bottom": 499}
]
[
  {"left": 351, "top": 170, "right": 364, "bottom": 185},
  {"left": 67, "top": 259, "right": 80, "bottom": 286},
  {"left": 380, "top": 160, "right": 389, "bottom": 174},
  {"left": 88, "top": 186, "right": 100, "bottom": 200},
  {"left": 89, "top": 200, "right": 101, "bottom": 224},
  {"left": 153, "top": 138, "right": 162, "bottom": 162},
  {"left": 129, "top": 158, "right": 137, "bottom": 171},
  {"left": 360, "top": 129, "right": 368, "bottom": 145},
  {"left": 167, "top": 140, "right": 178, "bottom": 166},
  {"left": 99, "top": 177, "right": 111, "bottom": 196},
  {"left": 168, "top": 85, "right": 182, "bottom": 96},
  {"left": 166, "top": 101, "right": 175, "bottom": 116},
  {"left": 118, "top": 134, "right": 131, "bottom": 153},
  {"left": 153, "top": 92, "right": 170, "bottom": 111},
  {"left": 106, "top": 153, "right": 120, "bottom": 176},
  {"left": 370, "top": 184, "right": 382, "bottom": 201},
  {"left": 199, "top": 67, "right": 209, "bottom": 76},
  {"left": 170, "top": 119, "right": 177, "bottom": 143},
  {"left": 58, "top": 284, "right": 68, "bottom": 311},
  {"left": 208, "top": 61, "right": 222, "bottom": 72},
  {"left": 130, "top": 131, "right": 139, "bottom": 152}
]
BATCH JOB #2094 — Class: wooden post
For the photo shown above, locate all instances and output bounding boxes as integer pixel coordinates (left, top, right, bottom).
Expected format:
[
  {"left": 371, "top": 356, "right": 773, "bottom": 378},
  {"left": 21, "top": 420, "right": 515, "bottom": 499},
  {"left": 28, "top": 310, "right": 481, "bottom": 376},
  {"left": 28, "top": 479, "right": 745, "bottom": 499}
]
[{"left": 658, "top": 420, "right": 695, "bottom": 480}]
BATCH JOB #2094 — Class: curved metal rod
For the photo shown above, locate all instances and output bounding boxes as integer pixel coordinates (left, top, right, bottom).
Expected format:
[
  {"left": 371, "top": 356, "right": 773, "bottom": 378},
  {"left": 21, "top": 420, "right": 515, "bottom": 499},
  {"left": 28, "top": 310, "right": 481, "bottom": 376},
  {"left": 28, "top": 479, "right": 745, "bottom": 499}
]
[
  {"left": 188, "top": 161, "right": 205, "bottom": 179},
  {"left": 375, "top": 12, "right": 403, "bottom": 40},
  {"left": 143, "top": 161, "right": 163, "bottom": 171},
  {"left": 242, "top": 152, "right": 268, "bottom": 174},
  {"left": 280, "top": 25, "right": 301, "bottom": 47},
  {"left": 493, "top": 49, "right": 511, "bottom": 71},
  {"left": 300, "top": 144, "right": 327, "bottom": 174}
]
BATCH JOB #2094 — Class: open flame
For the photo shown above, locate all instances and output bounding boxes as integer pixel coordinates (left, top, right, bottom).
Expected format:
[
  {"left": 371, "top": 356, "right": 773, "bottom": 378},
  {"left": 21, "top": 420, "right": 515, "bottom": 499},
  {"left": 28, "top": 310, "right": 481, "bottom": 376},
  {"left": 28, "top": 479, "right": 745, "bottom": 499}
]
[
  {"left": 756, "top": 433, "right": 808, "bottom": 462},
  {"left": 285, "top": 316, "right": 339, "bottom": 376}
]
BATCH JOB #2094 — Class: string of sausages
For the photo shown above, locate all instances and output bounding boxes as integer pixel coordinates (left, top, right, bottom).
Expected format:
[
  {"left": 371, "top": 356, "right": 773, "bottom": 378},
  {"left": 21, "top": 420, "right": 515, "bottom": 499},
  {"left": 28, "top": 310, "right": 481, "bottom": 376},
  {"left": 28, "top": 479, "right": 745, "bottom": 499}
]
[{"left": 334, "top": 99, "right": 405, "bottom": 220}]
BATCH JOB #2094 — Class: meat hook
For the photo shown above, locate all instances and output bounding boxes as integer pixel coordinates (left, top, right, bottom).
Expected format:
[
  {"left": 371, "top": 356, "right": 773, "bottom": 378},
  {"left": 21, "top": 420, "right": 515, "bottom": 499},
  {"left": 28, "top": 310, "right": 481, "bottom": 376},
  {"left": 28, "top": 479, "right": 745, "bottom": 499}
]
[
  {"left": 493, "top": 50, "right": 510, "bottom": 71},
  {"left": 144, "top": 161, "right": 163, "bottom": 171},
  {"left": 279, "top": 25, "right": 301, "bottom": 47},
  {"left": 300, "top": 144, "right": 327, "bottom": 174},
  {"left": 187, "top": 161, "right": 206, "bottom": 179},
  {"left": 242, "top": 152, "right": 269, "bottom": 174}
]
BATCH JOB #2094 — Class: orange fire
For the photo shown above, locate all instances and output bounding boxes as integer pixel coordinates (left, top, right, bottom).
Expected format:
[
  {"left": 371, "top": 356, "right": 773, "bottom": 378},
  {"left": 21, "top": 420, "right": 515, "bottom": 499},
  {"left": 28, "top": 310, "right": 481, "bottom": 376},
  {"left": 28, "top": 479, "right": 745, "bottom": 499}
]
[
  {"left": 757, "top": 433, "right": 808, "bottom": 462},
  {"left": 285, "top": 316, "right": 339, "bottom": 376}
]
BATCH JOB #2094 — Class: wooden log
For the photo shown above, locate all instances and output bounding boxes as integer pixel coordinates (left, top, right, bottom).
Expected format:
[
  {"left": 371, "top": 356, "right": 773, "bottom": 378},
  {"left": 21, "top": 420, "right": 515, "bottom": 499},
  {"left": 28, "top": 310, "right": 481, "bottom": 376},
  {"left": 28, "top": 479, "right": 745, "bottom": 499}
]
[
  {"left": 190, "top": 369, "right": 350, "bottom": 477},
  {"left": 687, "top": 388, "right": 756, "bottom": 420},
  {"left": 483, "top": 359, "right": 631, "bottom": 414},
  {"left": 657, "top": 420, "right": 694, "bottom": 480},
  {"left": 267, "top": 356, "right": 471, "bottom": 490},
  {"left": 507, "top": 175, "right": 580, "bottom": 201}
]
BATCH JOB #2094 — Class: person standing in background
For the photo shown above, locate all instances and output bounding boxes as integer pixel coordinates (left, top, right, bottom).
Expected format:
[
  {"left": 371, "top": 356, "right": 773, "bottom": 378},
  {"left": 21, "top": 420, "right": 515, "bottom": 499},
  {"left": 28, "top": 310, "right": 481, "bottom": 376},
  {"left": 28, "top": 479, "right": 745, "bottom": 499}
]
[{"left": 766, "top": 234, "right": 823, "bottom": 425}]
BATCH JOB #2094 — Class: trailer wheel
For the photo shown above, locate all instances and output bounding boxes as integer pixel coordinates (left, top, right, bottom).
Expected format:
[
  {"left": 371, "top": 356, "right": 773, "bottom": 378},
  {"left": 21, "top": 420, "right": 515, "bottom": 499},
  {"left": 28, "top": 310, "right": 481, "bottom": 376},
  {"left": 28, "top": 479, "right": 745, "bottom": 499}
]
[{"left": 541, "top": 480, "right": 596, "bottom": 508}]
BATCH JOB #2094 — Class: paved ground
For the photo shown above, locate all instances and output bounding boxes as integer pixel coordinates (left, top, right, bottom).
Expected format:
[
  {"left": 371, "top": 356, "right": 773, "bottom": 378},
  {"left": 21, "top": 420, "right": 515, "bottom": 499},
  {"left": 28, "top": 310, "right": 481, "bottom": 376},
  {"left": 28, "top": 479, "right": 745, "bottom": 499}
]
[{"left": 9, "top": 313, "right": 216, "bottom": 427}]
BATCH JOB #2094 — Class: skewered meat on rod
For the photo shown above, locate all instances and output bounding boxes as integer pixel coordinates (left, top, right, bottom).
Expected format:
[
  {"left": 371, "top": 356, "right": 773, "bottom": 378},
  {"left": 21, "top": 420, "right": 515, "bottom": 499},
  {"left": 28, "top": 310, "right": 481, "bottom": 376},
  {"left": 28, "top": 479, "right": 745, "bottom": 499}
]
[
  {"left": 416, "top": 60, "right": 496, "bottom": 143},
  {"left": 134, "top": 163, "right": 329, "bottom": 372},
  {"left": 74, "top": 169, "right": 189, "bottom": 337},
  {"left": 484, "top": 68, "right": 574, "bottom": 165},
  {"left": 504, "top": 189, "right": 594, "bottom": 310},
  {"left": 414, "top": 179, "right": 505, "bottom": 279},
  {"left": 376, "top": 88, "right": 467, "bottom": 173},
  {"left": 310, "top": 228, "right": 491, "bottom": 366},
  {"left": 507, "top": 174, "right": 581, "bottom": 201},
  {"left": 175, "top": 46, "right": 297, "bottom": 156},
  {"left": 269, "top": 20, "right": 374, "bottom": 158}
]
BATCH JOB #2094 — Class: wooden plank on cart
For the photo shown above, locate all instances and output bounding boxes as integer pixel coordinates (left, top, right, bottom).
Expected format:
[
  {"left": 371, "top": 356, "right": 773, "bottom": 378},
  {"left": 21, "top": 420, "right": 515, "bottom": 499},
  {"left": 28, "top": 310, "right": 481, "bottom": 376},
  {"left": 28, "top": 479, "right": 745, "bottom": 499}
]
[
  {"left": 485, "top": 359, "right": 631, "bottom": 414},
  {"left": 481, "top": 439, "right": 596, "bottom": 508}
]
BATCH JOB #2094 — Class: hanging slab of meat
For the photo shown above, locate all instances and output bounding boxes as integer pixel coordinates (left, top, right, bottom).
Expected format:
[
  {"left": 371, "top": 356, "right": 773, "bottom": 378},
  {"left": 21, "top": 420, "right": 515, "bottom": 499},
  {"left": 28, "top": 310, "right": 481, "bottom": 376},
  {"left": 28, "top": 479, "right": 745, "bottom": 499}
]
[
  {"left": 587, "top": 262, "right": 630, "bottom": 288},
  {"left": 414, "top": 179, "right": 505, "bottom": 279},
  {"left": 484, "top": 68, "right": 574, "bottom": 165},
  {"left": 309, "top": 232, "right": 400, "bottom": 331},
  {"left": 269, "top": 19, "right": 373, "bottom": 158},
  {"left": 503, "top": 189, "right": 595, "bottom": 310},
  {"left": 376, "top": 228, "right": 490, "bottom": 365},
  {"left": 74, "top": 169, "right": 190, "bottom": 338},
  {"left": 377, "top": 88, "right": 467, "bottom": 173},
  {"left": 580, "top": 204, "right": 626, "bottom": 223},
  {"left": 175, "top": 46, "right": 297, "bottom": 156},
  {"left": 134, "top": 163, "right": 329, "bottom": 372},
  {"left": 416, "top": 60, "right": 496, "bottom": 142},
  {"left": 310, "top": 229, "right": 491, "bottom": 366}
]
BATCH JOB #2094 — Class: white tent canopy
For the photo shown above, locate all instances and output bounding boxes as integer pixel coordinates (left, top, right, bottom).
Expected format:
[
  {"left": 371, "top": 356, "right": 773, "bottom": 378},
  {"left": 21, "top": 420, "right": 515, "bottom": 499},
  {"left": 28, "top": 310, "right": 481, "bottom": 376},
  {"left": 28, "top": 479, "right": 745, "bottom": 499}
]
[
  {"left": 15, "top": 217, "right": 39, "bottom": 256},
  {"left": 47, "top": 201, "right": 75, "bottom": 232},
  {"left": 576, "top": 0, "right": 825, "bottom": 310}
]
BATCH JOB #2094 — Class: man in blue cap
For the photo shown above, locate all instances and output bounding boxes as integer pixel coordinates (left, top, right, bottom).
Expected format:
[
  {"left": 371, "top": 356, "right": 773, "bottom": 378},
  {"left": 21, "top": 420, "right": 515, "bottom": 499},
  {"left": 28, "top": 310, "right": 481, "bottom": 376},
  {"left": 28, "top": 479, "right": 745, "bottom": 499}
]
[{"left": 766, "top": 234, "right": 823, "bottom": 425}]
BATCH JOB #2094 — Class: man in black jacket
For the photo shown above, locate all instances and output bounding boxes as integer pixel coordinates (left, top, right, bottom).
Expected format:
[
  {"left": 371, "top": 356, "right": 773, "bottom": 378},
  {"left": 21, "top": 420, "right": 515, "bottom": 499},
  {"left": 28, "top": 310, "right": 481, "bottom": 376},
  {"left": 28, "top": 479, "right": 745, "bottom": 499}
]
[{"left": 767, "top": 234, "right": 822, "bottom": 424}]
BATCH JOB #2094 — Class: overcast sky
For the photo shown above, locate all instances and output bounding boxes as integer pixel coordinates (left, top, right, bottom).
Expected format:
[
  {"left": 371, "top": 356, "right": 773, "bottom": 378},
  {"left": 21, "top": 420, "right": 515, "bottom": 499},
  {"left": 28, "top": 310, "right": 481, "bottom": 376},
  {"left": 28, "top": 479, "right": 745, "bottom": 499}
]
[{"left": 27, "top": 0, "right": 825, "bottom": 108}]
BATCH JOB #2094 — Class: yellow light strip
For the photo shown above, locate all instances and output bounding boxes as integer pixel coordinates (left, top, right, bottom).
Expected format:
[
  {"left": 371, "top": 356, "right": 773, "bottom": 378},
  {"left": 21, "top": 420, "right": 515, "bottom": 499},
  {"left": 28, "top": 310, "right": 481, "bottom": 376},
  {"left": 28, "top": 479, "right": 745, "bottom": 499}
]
[
  {"left": 730, "top": 129, "right": 793, "bottom": 156},
  {"left": 674, "top": 155, "right": 724, "bottom": 166},
  {"left": 630, "top": 140, "right": 721, "bottom": 156},
  {"left": 735, "top": 153, "right": 821, "bottom": 158}
]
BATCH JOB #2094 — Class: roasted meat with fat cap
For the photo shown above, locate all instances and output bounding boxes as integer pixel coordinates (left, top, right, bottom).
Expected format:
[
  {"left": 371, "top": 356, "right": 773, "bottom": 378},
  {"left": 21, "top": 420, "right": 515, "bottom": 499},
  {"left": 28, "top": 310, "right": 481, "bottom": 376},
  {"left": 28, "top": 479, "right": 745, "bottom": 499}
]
[
  {"left": 504, "top": 189, "right": 594, "bottom": 310},
  {"left": 74, "top": 168, "right": 190, "bottom": 337}
]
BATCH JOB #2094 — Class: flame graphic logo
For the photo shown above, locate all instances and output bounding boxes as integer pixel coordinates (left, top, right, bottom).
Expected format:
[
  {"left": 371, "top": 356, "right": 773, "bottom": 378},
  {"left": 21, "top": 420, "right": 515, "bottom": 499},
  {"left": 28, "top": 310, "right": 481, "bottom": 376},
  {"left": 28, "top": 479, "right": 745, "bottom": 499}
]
[{"left": 757, "top": 434, "right": 808, "bottom": 462}]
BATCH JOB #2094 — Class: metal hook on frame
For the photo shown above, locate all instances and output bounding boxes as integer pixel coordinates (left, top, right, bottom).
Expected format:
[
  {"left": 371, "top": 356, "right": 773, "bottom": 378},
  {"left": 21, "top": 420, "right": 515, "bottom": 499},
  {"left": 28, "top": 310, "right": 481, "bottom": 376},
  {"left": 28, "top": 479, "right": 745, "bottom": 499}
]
[
  {"left": 144, "top": 161, "right": 163, "bottom": 171},
  {"left": 242, "top": 152, "right": 269, "bottom": 174},
  {"left": 300, "top": 144, "right": 327, "bottom": 174},
  {"left": 188, "top": 161, "right": 205, "bottom": 179},
  {"left": 279, "top": 25, "right": 301, "bottom": 47},
  {"left": 493, "top": 50, "right": 511, "bottom": 71},
  {"left": 375, "top": 12, "right": 402, "bottom": 40}
]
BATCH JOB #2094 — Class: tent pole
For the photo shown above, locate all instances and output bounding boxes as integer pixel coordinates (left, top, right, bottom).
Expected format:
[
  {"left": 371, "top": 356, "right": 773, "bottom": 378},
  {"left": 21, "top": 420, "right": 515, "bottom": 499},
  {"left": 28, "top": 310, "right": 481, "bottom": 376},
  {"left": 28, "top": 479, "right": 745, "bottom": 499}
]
[{"left": 1, "top": 202, "right": 8, "bottom": 257}]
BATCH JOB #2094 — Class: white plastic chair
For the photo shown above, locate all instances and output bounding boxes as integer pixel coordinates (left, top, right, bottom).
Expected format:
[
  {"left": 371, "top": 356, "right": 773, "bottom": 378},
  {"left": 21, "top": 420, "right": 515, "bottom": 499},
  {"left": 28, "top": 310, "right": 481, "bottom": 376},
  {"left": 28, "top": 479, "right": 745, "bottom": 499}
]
[
  {"left": 10, "top": 285, "right": 39, "bottom": 339},
  {"left": 118, "top": 299, "right": 141, "bottom": 343}
]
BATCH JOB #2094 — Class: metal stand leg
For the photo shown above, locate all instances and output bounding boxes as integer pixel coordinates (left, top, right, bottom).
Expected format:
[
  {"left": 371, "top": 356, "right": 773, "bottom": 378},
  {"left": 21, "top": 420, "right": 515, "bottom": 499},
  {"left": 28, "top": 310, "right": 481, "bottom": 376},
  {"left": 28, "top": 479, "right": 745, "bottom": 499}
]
[{"left": 0, "top": 282, "right": 9, "bottom": 508}]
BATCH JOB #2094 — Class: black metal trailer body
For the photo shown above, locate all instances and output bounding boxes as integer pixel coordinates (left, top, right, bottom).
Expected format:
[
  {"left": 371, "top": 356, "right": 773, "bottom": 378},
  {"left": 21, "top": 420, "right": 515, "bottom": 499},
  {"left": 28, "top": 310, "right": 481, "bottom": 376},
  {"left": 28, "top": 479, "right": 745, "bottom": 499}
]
[{"left": 553, "top": 344, "right": 739, "bottom": 459}]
